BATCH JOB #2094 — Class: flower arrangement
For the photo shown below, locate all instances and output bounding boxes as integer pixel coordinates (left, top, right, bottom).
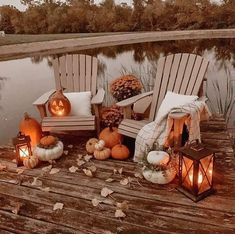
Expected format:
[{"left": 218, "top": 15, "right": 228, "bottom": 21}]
[
  {"left": 101, "top": 105, "right": 123, "bottom": 128},
  {"left": 110, "top": 75, "right": 143, "bottom": 101}
]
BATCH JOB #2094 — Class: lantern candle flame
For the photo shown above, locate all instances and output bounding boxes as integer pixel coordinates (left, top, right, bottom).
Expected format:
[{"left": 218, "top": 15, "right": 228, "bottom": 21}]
[{"left": 19, "top": 146, "right": 29, "bottom": 158}]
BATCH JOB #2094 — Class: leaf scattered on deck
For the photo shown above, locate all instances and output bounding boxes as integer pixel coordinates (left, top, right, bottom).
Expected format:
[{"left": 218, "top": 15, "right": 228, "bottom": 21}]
[
  {"left": 105, "top": 178, "right": 115, "bottom": 183},
  {"left": 67, "top": 144, "right": 73, "bottom": 149},
  {"left": 87, "top": 165, "right": 97, "bottom": 172},
  {"left": 115, "top": 209, "right": 126, "bottom": 218},
  {"left": 101, "top": 187, "right": 114, "bottom": 197},
  {"left": 0, "top": 163, "right": 7, "bottom": 171},
  {"left": 49, "top": 168, "right": 60, "bottom": 175},
  {"left": 77, "top": 159, "right": 86, "bottom": 166},
  {"left": 91, "top": 198, "right": 102, "bottom": 207},
  {"left": 83, "top": 168, "right": 93, "bottom": 177},
  {"left": 12, "top": 203, "right": 21, "bottom": 215},
  {"left": 84, "top": 154, "right": 93, "bottom": 162},
  {"left": 63, "top": 150, "right": 69, "bottom": 155},
  {"left": 53, "top": 202, "right": 64, "bottom": 211},
  {"left": 116, "top": 201, "right": 129, "bottom": 210},
  {"left": 69, "top": 166, "right": 78, "bottom": 173},
  {"left": 120, "top": 178, "right": 129, "bottom": 186},
  {"left": 134, "top": 172, "right": 143, "bottom": 179},
  {"left": 40, "top": 187, "right": 50, "bottom": 192},
  {"left": 42, "top": 165, "right": 53, "bottom": 172},
  {"left": 31, "top": 177, "right": 42, "bottom": 187},
  {"left": 16, "top": 168, "right": 24, "bottom": 174}
]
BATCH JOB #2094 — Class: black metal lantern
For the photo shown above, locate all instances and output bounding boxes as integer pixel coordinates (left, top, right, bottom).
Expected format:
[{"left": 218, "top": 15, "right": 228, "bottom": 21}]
[
  {"left": 178, "top": 140, "right": 215, "bottom": 202},
  {"left": 12, "top": 132, "right": 32, "bottom": 167}
]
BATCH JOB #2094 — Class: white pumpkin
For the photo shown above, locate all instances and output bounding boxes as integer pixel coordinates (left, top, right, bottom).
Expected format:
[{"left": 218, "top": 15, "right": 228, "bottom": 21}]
[
  {"left": 34, "top": 141, "right": 63, "bottom": 161},
  {"left": 94, "top": 140, "right": 105, "bottom": 151},
  {"left": 147, "top": 151, "right": 170, "bottom": 166},
  {"left": 142, "top": 167, "right": 176, "bottom": 184}
]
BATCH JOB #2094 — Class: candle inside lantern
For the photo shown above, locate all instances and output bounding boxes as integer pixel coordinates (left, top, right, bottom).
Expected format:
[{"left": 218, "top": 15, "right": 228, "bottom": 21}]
[{"left": 189, "top": 172, "right": 203, "bottom": 185}]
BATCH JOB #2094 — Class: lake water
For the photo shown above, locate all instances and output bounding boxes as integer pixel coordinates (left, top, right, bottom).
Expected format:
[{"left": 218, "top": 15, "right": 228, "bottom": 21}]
[{"left": 0, "top": 39, "right": 234, "bottom": 145}]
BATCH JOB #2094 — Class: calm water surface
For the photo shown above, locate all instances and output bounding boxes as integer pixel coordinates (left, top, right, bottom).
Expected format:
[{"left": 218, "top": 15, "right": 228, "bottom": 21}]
[{"left": 0, "top": 39, "right": 234, "bottom": 145}]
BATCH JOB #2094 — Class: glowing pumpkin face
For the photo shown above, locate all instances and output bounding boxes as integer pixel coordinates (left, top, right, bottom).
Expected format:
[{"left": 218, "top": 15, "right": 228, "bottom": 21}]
[{"left": 48, "top": 90, "right": 71, "bottom": 117}]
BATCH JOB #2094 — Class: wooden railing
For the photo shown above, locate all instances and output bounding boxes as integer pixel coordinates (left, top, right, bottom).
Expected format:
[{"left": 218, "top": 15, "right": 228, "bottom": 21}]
[{"left": 0, "top": 29, "right": 235, "bottom": 61}]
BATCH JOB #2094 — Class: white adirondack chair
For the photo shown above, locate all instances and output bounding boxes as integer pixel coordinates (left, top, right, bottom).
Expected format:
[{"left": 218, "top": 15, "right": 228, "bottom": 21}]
[
  {"left": 33, "top": 54, "right": 105, "bottom": 135},
  {"left": 117, "top": 53, "right": 209, "bottom": 147}
]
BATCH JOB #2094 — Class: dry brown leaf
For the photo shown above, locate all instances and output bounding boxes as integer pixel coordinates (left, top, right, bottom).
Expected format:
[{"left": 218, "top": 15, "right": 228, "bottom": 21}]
[
  {"left": 49, "top": 168, "right": 60, "bottom": 175},
  {"left": 0, "top": 163, "right": 7, "bottom": 171},
  {"left": 101, "top": 187, "right": 114, "bottom": 197},
  {"left": 83, "top": 169, "right": 93, "bottom": 177},
  {"left": 118, "top": 168, "right": 123, "bottom": 174},
  {"left": 116, "top": 201, "right": 129, "bottom": 210},
  {"left": 42, "top": 165, "right": 53, "bottom": 172},
  {"left": 12, "top": 159, "right": 17, "bottom": 163},
  {"left": 87, "top": 165, "right": 97, "bottom": 172},
  {"left": 12, "top": 203, "right": 21, "bottom": 215},
  {"left": 115, "top": 209, "right": 126, "bottom": 218},
  {"left": 68, "top": 144, "right": 73, "bottom": 149},
  {"left": 113, "top": 168, "right": 117, "bottom": 174},
  {"left": 77, "top": 159, "right": 86, "bottom": 167},
  {"left": 77, "top": 154, "right": 83, "bottom": 160},
  {"left": 105, "top": 178, "right": 115, "bottom": 183},
  {"left": 134, "top": 172, "right": 143, "bottom": 179},
  {"left": 63, "top": 150, "right": 69, "bottom": 155},
  {"left": 69, "top": 166, "right": 78, "bottom": 173},
  {"left": 31, "top": 177, "right": 42, "bottom": 187},
  {"left": 40, "top": 187, "right": 50, "bottom": 192},
  {"left": 53, "top": 202, "right": 64, "bottom": 211},
  {"left": 16, "top": 168, "right": 24, "bottom": 174},
  {"left": 120, "top": 178, "right": 129, "bottom": 186},
  {"left": 91, "top": 198, "right": 101, "bottom": 207},
  {"left": 84, "top": 154, "right": 93, "bottom": 162}
]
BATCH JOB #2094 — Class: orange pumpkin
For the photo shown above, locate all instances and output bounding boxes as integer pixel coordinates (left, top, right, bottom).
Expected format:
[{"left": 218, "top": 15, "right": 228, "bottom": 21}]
[
  {"left": 99, "top": 127, "right": 123, "bottom": 149},
  {"left": 111, "top": 144, "right": 130, "bottom": 160},
  {"left": 19, "top": 112, "right": 42, "bottom": 147},
  {"left": 48, "top": 90, "right": 71, "bottom": 117},
  {"left": 40, "top": 135, "right": 56, "bottom": 146},
  {"left": 23, "top": 155, "right": 39, "bottom": 169},
  {"left": 94, "top": 148, "right": 111, "bottom": 160},
  {"left": 86, "top": 138, "right": 99, "bottom": 154}
]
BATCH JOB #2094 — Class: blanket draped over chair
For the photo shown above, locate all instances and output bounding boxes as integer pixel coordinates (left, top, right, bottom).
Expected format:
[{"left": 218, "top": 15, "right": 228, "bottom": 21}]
[{"left": 134, "top": 92, "right": 211, "bottom": 162}]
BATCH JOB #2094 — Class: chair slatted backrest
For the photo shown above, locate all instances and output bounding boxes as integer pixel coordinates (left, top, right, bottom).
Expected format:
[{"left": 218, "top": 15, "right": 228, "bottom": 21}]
[
  {"left": 149, "top": 53, "right": 209, "bottom": 121},
  {"left": 52, "top": 54, "right": 98, "bottom": 95}
]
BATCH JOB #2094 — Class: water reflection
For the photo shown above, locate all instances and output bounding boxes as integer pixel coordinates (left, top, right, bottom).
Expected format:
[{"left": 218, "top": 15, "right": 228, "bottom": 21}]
[{"left": 0, "top": 39, "right": 234, "bottom": 145}]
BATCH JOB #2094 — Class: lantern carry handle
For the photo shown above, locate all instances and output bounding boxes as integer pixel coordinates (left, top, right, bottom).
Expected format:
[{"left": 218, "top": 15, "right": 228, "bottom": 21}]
[{"left": 187, "top": 139, "right": 204, "bottom": 152}]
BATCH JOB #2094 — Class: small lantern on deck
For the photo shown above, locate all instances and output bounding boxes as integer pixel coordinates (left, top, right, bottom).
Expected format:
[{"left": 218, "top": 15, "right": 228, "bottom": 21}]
[
  {"left": 178, "top": 140, "right": 215, "bottom": 202},
  {"left": 12, "top": 132, "right": 32, "bottom": 166}
]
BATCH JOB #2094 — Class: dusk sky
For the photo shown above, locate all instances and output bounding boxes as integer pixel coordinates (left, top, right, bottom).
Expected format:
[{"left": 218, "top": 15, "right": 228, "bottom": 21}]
[{"left": 0, "top": 0, "right": 222, "bottom": 11}]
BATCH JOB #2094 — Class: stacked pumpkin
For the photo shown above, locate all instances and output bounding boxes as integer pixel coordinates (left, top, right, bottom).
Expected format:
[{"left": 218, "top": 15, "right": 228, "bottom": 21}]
[
  {"left": 86, "top": 127, "right": 130, "bottom": 160},
  {"left": 19, "top": 113, "right": 64, "bottom": 169}
]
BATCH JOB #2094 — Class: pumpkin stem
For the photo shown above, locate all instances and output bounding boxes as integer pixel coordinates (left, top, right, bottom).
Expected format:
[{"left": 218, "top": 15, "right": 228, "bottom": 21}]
[{"left": 24, "top": 112, "right": 30, "bottom": 120}]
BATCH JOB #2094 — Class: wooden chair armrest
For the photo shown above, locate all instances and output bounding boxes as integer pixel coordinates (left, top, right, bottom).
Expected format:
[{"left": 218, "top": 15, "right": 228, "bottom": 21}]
[
  {"left": 33, "top": 89, "right": 56, "bottom": 106},
  {"left": 116, "top": 91, "right": 153, "bottom": 107},
  {"left": 91, "top": 88, "right": 105, "bottom": 105}
]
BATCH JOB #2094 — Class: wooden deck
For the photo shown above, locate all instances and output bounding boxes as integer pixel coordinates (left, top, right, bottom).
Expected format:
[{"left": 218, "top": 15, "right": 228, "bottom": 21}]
[{"left": 0, "top": 117, "right": 234, "bottom": 233}]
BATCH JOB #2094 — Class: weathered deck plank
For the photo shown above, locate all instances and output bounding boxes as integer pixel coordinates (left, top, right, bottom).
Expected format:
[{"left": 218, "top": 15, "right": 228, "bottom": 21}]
[{"left": 0, "top": 118, "right": 234, "bottom": 233}]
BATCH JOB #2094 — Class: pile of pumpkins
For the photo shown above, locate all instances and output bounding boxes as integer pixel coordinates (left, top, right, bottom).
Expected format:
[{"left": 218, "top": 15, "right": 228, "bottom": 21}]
[
  {"left": 86, "top": 127, "right": 130, "bottom": 160},
  {"left": 19, "top": 113, "right": 64, "bottom": 169}
]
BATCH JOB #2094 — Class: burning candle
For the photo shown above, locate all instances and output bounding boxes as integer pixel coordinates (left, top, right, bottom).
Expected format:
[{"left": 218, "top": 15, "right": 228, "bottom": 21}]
[
  {"left": 189, "top": 171, "right": 203, "bottom": 185},
  {"left": 19, "top": 146, "right": 29, "bottom": 158}
]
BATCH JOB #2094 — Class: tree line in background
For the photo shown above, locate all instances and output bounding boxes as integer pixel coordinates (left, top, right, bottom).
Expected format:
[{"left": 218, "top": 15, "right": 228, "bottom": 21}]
[{"left": 0, "top": 0, "right": 234, "bottom": 34}]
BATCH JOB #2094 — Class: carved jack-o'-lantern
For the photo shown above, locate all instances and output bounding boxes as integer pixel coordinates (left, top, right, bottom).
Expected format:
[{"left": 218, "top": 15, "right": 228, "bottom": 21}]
[{"left": 48, "top": 90, "right": 71, "bottom": 117}]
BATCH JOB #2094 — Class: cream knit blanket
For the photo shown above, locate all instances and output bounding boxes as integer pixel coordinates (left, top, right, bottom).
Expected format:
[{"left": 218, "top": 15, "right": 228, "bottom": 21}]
[{"left": 134, "top": 91, "right": 211, "bottom": 162}]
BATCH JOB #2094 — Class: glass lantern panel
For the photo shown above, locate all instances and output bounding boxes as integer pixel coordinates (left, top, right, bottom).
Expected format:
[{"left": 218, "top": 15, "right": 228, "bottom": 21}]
[
  {"left": 19, "top": 145, "right": 30, "bottom": 158},
  {"left": 198, "top": 154, "right": 213, "bottom": 194},
  {"left": 182, "top": 156, "right": 194, "bottom": 189}
]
